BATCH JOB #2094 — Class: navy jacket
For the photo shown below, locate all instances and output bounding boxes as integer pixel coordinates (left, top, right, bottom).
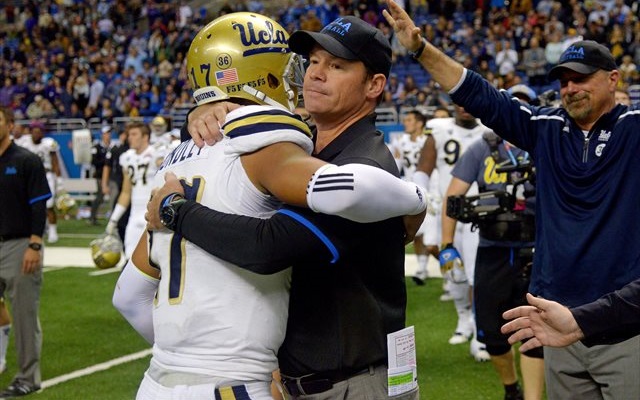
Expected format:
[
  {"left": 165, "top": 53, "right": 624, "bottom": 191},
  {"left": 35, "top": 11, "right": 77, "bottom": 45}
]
[{"left": 451, "top": 70, "right": 640, "bottom": 308}]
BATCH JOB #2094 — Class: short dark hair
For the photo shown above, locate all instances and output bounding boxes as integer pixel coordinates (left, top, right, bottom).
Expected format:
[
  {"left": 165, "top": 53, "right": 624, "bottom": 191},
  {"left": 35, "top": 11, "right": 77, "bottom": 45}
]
[
  {"left": 0, "top": 106, "right": 14, "bottom": 124},
  {"left": 407, "top": 109, "right": 426, "bottom": 126},
  {"left": 126, "top": 121, "right": 150, "bottom": 138}
]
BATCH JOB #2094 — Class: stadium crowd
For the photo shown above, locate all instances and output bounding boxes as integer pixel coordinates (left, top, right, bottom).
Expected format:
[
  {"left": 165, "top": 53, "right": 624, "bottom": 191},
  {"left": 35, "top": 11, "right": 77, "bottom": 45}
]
[{"left": 1, "top": 0, "right": 639, "bottom": 126}]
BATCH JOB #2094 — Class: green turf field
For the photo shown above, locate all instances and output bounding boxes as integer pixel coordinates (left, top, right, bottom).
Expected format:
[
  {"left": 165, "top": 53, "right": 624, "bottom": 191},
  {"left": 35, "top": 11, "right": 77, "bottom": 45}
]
[{"left": 9, "top": 216, "right": 535, "bottom": 399}]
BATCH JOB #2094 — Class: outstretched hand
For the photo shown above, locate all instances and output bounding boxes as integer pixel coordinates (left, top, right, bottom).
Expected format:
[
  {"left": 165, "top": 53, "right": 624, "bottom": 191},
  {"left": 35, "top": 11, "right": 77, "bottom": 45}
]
[
  {"left": 382, "top": 0, "right": 423, "bottom": 51},
  {"left": 501, "top": 293, "right": 585, "bottom": 352}
]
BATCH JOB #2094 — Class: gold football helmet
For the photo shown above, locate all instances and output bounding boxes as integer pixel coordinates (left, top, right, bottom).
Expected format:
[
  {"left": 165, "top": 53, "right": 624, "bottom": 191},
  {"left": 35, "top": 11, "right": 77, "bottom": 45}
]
[
  {"left": 54, "top": 191, "right": 77, "bottom": 218},
  {"left": 150, "top": 116, "right": 167, "bottom": 136},
  {"left": 90, "top": 234, "right": 123, "bottom": 269},
  {"left": 186, "top": 12, "right": 304, "bottom": 111}
]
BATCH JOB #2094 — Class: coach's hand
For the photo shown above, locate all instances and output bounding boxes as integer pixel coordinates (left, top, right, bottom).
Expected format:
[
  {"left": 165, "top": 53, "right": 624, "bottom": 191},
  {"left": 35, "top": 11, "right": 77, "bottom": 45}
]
[
  {"left": 146, "top": 172, "right": 184, "bottom": 230},
  {"left": 188, "top": 101, "right": 241, "bottom": 147}
]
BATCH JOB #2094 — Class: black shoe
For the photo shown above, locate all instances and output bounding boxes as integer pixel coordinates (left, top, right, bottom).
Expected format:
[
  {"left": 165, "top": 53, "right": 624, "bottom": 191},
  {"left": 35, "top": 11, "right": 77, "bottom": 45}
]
[
  {"left": 412, "top": 275, "right": 425, "bottom": 286},
  {"left": 504, "top": 389, "right": 523, "bottom": 400},
  {"left": 0, "top": 381, "right": 40, "bottom": 398},
  {"left": 412, "top": 271, "right": 428, "bottom": 286}
]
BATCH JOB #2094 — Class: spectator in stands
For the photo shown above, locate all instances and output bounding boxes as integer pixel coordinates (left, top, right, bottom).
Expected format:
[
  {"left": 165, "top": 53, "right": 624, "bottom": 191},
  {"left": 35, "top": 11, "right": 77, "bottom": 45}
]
[
  {"left": 495, "top": 40, "right": 519, "bottom": 77},
  {"left": 522, "top": 37, "right": 547, "bottom": 89},
  {"left": 619, "top": 54, "right": 638, "bottom": 86},
  {"left": 25, "top": 94, "right": 55, "bottom": 120},
  {"left": 615, "top": 89, "right": 631, "bottom": 106},
  {"left": 177, "top": 1, "right": 194, "bottom": 29},
  {"left": 88, "top": 73, "right": 105, "bottom": 111},
  {"left": 0, "top": 78, "right": 14, "bottom": 108},
  {"left": 73, "top": 74, "right": 90, "bottom": 111},
  {"left": 402, "top": 75, "right": 421, "bottom": 106},
  {"left": 386, "top": 73, "right": 404, "bottom": 108},
  {"left": 157, "top": 54, "right": 173, "bottom": 89},
  {"left": 544, "top": 31, "right": 564, "bottom": 66}
]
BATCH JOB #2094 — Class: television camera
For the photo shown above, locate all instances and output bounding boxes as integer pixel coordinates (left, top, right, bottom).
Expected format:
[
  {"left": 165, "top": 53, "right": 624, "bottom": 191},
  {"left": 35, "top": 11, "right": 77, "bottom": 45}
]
[{"left": 446, "top": 160, "right": 536, "bottom": 242}]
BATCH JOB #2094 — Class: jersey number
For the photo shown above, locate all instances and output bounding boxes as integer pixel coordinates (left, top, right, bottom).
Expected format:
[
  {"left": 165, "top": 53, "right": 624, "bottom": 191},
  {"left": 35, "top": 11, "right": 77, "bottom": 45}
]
[
  {"left": 128, "top": 163, "right": 150, "bottom": 186},
  {"left": 168, "top": 176, "right": 205, "bottom": 304},
  {"left": 443, "top": 139, "right": 461, "bottom": 165}
]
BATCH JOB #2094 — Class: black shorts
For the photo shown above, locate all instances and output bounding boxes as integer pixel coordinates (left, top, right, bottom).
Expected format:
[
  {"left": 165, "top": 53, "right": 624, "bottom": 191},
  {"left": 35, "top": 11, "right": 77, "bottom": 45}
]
[{"left": 474, "top": 246, "right": 532, "bottom": 350}]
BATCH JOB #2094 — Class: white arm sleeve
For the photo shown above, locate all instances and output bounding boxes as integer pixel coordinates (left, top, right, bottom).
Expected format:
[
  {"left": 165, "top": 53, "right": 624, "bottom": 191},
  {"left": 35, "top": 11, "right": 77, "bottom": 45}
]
[
  {"left": 109, "top": 203, "right": 127, "bottom": 223},
  {"left": 306, "top": 163, "right": 427, "bottom": 223},
  {"left": 112, "top": 259, "right": 158, "bottom": 344}
]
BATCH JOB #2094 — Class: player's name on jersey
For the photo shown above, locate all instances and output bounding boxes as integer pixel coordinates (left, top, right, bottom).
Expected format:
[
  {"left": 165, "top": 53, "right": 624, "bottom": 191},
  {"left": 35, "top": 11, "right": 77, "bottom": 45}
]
[{"left": 159, "top": 140, "right": 207, "bottom": 171}]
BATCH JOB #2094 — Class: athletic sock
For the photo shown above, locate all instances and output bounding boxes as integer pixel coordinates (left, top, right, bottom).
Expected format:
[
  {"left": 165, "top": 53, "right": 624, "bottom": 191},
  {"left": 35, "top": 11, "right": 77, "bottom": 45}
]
[{"left": 0, "top": 324, "right": 11, "bottom": 366}]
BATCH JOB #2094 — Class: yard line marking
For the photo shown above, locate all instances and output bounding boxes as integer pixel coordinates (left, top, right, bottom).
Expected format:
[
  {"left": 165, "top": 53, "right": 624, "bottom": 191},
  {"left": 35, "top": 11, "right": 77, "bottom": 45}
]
[{"left": 41, "top": 348, "right": 152, "bottom": 389}]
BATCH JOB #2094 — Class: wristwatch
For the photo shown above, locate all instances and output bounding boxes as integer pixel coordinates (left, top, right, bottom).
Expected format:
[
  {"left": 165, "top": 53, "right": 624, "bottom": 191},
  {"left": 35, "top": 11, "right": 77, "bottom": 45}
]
[
  {"left": 28, "top": 242, "right": 42, "bottom": 251},
  {"left": 159, "top": 193, "right": 187, "bottom": 231},
  {"left": 409, "top": 38, "right": 427, "bottom": 59}
]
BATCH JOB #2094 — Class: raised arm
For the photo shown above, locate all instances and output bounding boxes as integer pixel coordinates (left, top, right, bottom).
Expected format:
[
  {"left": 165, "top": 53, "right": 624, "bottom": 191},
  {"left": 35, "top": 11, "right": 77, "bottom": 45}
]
[{"left": 382, "top": 0, "right": 464, "bottom": 91}]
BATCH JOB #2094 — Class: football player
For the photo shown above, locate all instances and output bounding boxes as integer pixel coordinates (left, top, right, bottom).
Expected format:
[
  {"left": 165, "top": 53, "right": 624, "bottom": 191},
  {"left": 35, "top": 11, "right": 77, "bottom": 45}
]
[
  {"left": 389, "top": 110, "right": 439, "bottom": 283},
  {"left": 105, "top": 122, "right": 164, "bottom": 259},
  {"left": 17, "top": 121, "right": 63, "bottom": 243},
  {"left": 113, "top": 13, "right": 427, "bottom": 400},
  {"left": 422, "top": 104, "right": 490, "bottom": 362}
]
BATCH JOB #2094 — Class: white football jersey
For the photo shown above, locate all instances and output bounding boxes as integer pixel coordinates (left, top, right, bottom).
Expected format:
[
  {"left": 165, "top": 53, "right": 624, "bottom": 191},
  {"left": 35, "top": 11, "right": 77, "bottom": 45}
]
[
  {"left": 19, "top": 136, "right": 59, "bottom": 171},
  {"left": 389, "top": 133, "right": 427, "bottom": 181},
  {"left": 119, "top": 144, "right": 166, "bottom": 258},
  {"left": 148, "top": 105, "right": 313, "bottom": 382},
  {"left": 119, "top": 145, "right": 164, "bottom": 211},
  {"left": 427, "top": 117, "right": 486, "bottom": 196}
]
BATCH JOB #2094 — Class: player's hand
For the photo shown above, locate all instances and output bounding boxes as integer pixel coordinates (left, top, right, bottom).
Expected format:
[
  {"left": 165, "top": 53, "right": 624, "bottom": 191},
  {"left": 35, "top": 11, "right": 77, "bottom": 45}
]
[
  {"left": 403, "top": 207, "right": 426, "bottom": 245},
  {"left": 106, "top": 220, "right": 117, "bottom": 235},
  {"left": 382, "top": 0, "right": 423, "bottom": 52},
  {"left": 188, "top": 101, "right": 241, "bottom": 147},
  {"left": 146, "top": 172, "right": 184, "bottom": 231},
  {"left": 439, "top": 244, "right": 467, "bottom": 283}
]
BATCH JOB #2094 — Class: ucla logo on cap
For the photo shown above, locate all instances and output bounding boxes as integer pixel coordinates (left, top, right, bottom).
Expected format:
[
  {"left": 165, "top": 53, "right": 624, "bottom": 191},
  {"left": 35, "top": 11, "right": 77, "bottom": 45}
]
[
  {"left": 323, "top": 17, "right": 351, "bottom": 36},
  {"left": 561, "top": 45, "right": 585, "bottom": 62}
]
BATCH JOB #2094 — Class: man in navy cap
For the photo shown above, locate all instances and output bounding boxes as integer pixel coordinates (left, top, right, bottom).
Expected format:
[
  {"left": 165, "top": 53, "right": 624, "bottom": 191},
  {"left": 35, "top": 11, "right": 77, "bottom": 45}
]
[
  {"left": 149, "top": 15, "right": 420, "bottom": 399},
  {"left": 385, "top": 1, "right": 640, "bottom": 397}
]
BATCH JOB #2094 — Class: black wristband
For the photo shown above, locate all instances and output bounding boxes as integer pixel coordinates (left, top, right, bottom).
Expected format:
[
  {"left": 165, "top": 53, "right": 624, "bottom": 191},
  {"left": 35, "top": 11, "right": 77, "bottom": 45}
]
[{"left": 409, "top": 38, "right": 427, "bottom": 59}]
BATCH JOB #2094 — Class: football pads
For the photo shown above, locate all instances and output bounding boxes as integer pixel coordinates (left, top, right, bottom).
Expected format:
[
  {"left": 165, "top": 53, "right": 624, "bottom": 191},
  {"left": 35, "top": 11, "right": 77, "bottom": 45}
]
[
  {"left": 439, "top": 244, "right": 467, "bottom": 283},
  {"left": 90, "top": 234, "right": 123, "bottom": 269},
  {"left": 186, "top": 12, "right": 304, "bottom": 111}
]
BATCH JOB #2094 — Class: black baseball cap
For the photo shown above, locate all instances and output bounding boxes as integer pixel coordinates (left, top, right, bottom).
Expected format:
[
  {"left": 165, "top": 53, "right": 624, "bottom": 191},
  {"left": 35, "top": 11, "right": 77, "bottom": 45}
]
[
  {"left": 548, "top": 40, "right": 617, "bottom": 80},
  {"left": 289, "top": 16, "right": 392, "bottom": 78}
]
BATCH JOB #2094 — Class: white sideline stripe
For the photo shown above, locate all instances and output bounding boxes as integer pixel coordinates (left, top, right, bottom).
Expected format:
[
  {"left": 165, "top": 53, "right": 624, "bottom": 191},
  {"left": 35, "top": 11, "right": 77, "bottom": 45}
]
[{"left": 41, "top": 348, "right": 152, "bottom": 389}]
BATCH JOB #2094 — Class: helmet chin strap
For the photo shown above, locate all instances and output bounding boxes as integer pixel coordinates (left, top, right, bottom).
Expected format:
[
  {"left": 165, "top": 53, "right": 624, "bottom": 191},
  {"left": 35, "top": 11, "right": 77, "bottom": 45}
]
[{"left": 242, "top": 85, "right": 294, "bottom": 111}]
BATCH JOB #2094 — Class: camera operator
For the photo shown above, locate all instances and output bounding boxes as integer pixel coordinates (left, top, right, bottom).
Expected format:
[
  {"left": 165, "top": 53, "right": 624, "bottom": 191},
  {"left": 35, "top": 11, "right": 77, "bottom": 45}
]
[{"left": 441, "top": 127, "right": 544, "bottom": 400}]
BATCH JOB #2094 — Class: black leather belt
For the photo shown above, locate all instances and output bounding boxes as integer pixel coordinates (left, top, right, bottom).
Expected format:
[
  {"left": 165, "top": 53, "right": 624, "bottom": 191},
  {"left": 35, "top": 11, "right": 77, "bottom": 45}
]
[
  {"left": 0, "top": 234, "right": 26, "bottom": 242},
  {"left": 281, "top": 363, "right": 384, "bottom": 396}
]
